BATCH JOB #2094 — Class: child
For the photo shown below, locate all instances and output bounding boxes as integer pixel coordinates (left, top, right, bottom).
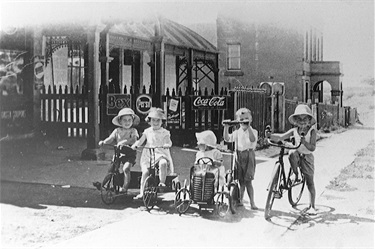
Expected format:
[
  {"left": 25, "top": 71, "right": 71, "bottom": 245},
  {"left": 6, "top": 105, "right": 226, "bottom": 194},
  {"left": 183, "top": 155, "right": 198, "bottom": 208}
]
[
  {"left": 195, "top": 130, "right": 225, "bottom": 190},
  {"left": 98, "top": 108, "right": 140, "bottom": 194},
  {"left": 131, "top": 107, "right": 174, "bottom": 199},
  {"left": 223, "top": 108, "right": 258, "bottom": 210},
  {"left": 267, "top": 104, "right": 317, "bottom": 215}
]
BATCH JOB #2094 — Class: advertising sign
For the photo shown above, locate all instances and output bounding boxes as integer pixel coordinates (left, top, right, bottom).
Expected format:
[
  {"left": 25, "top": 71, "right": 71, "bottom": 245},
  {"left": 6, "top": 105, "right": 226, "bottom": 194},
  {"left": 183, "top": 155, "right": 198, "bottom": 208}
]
[
  {"left": 192, "top": 96, "right": 227, "bottom": 110},
  {"left": 136, "top": 94, "right": 152, "bottom": 115},
  {"left": 34, "top": 55, "right": 44, "bottom": 90},
  {"left": 107, "top": 94, "right": 132, "bottom": 115},
  {"left": 167, "top": 97, "right": 181, "bottom": 125}
]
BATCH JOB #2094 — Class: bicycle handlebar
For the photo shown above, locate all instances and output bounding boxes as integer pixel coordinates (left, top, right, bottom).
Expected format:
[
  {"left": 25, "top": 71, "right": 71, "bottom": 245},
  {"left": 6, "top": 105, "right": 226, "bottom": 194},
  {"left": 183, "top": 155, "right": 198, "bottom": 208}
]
[
  {"left": 135, "top": 146, "right": 171, "bottom": 150},
  {"left": 266, "top": 138, "right": 302, "bottom": 150}
]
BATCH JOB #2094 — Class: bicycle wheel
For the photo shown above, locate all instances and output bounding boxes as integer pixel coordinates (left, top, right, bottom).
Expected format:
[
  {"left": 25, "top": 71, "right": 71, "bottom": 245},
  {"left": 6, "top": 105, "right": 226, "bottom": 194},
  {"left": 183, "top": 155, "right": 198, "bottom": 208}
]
[
  {"left": 264, "top": 163, "right": 282, "bottom": 220},
  {"left": 215, "top": 192, "right": 230, "bottom": 217},
  {"left": 174, "top": 188, "right": 191, "bottom": 214},
  {"left": 101, "top": 174, "right": 117, "bottom": 205},
  {"left": 229, "top": 183, "right": 240, "bottom": 214},
  {"left": 143, "top": 176, "right": 157, "bottom": 211},
  {"left": 288, "top": 168, "right": 306, "bottom": 207}
]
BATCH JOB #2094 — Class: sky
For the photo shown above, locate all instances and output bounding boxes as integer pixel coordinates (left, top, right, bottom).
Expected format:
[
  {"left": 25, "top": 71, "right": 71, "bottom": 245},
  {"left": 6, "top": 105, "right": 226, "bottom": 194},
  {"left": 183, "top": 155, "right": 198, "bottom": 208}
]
[{"left": 1, "top": 0, "right": 374, "bottom": 87}]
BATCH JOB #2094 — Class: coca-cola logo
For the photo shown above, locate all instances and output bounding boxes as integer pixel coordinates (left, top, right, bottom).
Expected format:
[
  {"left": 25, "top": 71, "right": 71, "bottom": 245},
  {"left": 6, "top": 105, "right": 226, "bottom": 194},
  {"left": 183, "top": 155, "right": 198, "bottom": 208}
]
[{"left": 192, "top": 96, "right": 227, "bottom": 110}]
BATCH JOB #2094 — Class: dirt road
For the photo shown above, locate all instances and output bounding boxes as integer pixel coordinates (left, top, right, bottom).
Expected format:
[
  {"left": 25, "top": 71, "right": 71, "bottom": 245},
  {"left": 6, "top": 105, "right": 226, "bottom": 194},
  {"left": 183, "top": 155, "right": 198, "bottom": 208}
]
[{"left": 1, "top": 126, "right": 374, "bottom": 249}]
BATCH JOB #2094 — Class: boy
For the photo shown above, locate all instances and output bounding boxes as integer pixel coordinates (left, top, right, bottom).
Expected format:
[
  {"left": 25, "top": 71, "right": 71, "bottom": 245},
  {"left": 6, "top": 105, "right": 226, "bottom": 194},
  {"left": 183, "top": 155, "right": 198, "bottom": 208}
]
[{"left": 223, "top": 108, "right": 258, "bottom": 210}]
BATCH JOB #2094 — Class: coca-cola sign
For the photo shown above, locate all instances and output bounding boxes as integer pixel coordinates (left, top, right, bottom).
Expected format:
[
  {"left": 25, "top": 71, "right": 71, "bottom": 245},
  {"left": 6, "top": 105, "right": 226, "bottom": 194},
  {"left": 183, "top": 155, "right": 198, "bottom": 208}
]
[{"left": 192, "top": 96, "right": 227, "bottom": 110}]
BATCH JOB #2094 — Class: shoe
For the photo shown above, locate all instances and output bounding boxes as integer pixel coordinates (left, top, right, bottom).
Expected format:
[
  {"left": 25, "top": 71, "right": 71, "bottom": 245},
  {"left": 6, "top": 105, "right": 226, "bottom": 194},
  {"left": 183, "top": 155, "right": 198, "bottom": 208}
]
[
  {"left": 119, "top": 187, "right": 127, "bottom": 194},
  {"left": 133, "top": 194, "right": 143, "bottom": 200},
  {"left": 158, "top": 182, "right": 166, "bottom": 187},
  {"left": 237, "top": 201, "right": 244, "bottom": 207},
  {"left": 274, "top": 192, "right": 282, "bottom": 199},
  {"left": 93, "top": 182, "right": 101, "bottom": 191}
]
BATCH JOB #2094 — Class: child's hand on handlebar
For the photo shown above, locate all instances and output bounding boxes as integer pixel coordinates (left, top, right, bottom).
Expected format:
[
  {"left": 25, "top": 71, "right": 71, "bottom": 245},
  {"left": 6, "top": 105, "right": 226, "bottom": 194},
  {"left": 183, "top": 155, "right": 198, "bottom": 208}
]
[
  {"left": 98, "top": 141, "right": 104, "bottom": 147},
  {"left": 131, "top": 144, "right": 137, "bottom": 150}
]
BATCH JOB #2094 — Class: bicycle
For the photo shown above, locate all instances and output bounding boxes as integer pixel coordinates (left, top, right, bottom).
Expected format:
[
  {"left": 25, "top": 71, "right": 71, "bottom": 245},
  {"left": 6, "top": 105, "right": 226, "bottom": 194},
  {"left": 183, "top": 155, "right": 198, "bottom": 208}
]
[
  {"left": 99, "top": 144, "right": 137, "bottom": 205},
  {"left": 264, "top": 126, "right": 306, "bottom": 220},
  {"left": 138, "top": 146, "right": 179, "bottom": 211}
]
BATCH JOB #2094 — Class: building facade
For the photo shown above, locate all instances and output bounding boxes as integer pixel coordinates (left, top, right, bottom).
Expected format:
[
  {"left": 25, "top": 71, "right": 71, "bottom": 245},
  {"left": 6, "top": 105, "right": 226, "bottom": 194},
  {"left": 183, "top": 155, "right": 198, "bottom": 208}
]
[{"left": 216, "top": 14, "right": 342, "bottom": 104}]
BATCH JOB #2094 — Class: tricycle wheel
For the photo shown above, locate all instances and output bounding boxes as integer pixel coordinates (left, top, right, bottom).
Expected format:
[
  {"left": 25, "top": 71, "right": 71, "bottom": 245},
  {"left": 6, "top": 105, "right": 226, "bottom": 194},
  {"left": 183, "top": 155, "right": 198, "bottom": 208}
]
[
  {"left": 174, "top": 188, "right": 191, "bottom": 214},
  {"left": 215, "top": 192, "right": 230, "bottom": 217},
  {"left": 101, "top": 174, "right": 117, "bottom": 205},
  {"left": 143, "top": 176, "right": 157, "bottom": 211}
]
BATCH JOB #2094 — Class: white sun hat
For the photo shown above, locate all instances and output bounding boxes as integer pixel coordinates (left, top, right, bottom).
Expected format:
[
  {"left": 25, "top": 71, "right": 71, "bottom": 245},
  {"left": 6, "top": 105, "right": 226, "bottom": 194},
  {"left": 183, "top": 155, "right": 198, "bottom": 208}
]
[
  {"left": 112, "top": 108, "right": 140, "bottom": 127},
  {"left": 195, "top": 130, "right": 218, "bottom": 148},
  {"left": 288, "top": 104, "right": 316, "bottom": 125},
  {"left": 145, "top": 107, "right": 166, "bottom": 121}
]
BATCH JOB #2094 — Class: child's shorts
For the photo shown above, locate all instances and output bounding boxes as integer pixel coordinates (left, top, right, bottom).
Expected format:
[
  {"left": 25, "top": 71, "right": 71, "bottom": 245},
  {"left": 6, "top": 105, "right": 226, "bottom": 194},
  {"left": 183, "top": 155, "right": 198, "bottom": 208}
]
[
  {"left": 289, "top": 150, "right": 314, "bottom": 177},
  {"left": 235, "top": 149, "right": 256, "bottom": 182}
]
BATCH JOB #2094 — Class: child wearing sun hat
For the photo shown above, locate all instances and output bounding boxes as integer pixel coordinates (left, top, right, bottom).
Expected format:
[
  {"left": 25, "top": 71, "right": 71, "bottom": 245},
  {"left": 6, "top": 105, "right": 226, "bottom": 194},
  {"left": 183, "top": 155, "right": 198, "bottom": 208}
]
[
  {"left": 98, "top": 107, "right": 140, "bottom": 193},
  {"left": 267, "top": 104, "right": 318, "bottom": 215},
  {"left": 131, "top": 107, "right": 174, "bottom": 199},
  {"left": 195, "top": 130, "right": 225, "bottom": 189}
]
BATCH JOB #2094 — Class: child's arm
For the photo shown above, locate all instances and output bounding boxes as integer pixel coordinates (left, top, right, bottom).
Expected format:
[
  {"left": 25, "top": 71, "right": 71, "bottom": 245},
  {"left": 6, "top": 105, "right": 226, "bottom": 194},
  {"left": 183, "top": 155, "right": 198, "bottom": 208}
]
[
  {"left": 301, "top": 129, "right": 317, "bottom": 152},
  {"left": 269, "top": 129, "right": 294, "bottom": 142},
  {"left": 222, "top": 123, "right": 233, "bottom": 142},
  {"left": 162, "top": 131, "right": 172, "bottom": 148},
  {"left": 131, "top": 133, "right": 146, "bottom": 150},
  {"left": 247, "top": 127, "right": 256, "bottom": 143},
  {"left": 99, "top": 129, "right": 116, "bottom": 146}
]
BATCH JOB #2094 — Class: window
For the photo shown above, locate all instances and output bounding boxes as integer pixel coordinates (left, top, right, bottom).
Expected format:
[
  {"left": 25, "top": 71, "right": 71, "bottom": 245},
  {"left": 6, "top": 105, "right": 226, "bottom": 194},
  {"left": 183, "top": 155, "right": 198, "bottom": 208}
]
[{"left": 227, "top": 43, "right": 241, "bottom": 70}]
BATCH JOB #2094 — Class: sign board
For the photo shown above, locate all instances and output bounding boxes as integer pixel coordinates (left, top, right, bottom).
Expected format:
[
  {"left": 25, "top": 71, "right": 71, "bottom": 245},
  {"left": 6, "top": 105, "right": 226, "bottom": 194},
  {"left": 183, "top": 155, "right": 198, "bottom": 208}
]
[
  {"left": 34, "top": 55, "right": 44, "bottom": 90},
  {"left": 167, "top": 97, "right": 181, "bottom": 125},
  {"left": 136, "top": 94, "right": 152, "bottom": 115},
  {"left": 192, "top": 96, "right": 228, "bottom": 110},
  {"left": 107, "top": 94, "right": 132, "bottom": 115}
]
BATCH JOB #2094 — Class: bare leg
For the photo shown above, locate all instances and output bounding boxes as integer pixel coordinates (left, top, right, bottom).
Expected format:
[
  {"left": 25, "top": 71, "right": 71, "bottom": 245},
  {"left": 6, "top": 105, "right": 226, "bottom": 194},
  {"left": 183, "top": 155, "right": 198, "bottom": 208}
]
[
  {"left": 137, "top": 170, "right": 149, "bottom": 198},
  {"left": 239, "top": 182, "right": 245, "bottom": 205},
  {"left": 122, "top": 162, "right": 132, "bottom": 192},
  {"left": 158, "top": 159, "right": 167, "bottom": 185},
  {"left": 305, "top": 174, "right": 316, "bottom": 209},
  {"left": 245, "top": 180, "right": 258, "bottom": 210},
  {"left": 288, "top": 151, "right": 300, "bottom": 180}
]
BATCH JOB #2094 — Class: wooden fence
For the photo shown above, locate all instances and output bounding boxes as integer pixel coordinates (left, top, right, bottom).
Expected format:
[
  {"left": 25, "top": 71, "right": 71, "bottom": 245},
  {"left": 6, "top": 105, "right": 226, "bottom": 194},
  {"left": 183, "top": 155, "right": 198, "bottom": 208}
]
[{"left": 40, "top": 84, "right": 88, "bottom": 138}]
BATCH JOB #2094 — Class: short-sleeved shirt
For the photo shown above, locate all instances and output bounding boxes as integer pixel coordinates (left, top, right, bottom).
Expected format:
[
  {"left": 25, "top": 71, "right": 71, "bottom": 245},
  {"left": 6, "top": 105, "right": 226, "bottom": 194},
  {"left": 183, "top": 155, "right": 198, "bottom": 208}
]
[
  {"left": 108, "top": 127, "right": 139, "bottom": 145},
  {"left": 227, "top": 126, "right": 258, "bottom": 151}
]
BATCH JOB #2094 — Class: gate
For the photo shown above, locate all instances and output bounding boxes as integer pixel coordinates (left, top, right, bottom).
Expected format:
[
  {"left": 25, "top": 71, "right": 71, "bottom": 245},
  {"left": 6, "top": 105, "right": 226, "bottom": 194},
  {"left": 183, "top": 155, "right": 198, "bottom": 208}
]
[
  {"left": 40, "top": 85, "right": 88, "bottom": 137},
  {"left": 231, "top": 86, "right": 270, "bottom": 139}
]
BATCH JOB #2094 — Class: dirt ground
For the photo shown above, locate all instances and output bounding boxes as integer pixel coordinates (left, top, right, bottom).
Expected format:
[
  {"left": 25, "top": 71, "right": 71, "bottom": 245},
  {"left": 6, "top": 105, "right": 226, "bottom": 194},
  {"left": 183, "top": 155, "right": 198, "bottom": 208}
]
[{"left": 1, "top": 125, "right": 374, "bottom": 249}]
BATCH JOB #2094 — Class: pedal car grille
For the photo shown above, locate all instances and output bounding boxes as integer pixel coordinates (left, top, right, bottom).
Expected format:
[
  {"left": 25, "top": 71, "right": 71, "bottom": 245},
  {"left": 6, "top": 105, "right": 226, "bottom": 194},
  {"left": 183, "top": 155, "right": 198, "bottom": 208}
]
[{"left": 192, "top": 172, "right": 215, "bottom": 202}]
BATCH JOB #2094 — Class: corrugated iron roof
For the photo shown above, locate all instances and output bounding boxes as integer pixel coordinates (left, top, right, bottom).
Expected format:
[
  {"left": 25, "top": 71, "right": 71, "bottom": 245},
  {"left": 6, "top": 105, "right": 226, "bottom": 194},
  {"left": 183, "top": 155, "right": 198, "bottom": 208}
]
[{"left": 109, "top": 17, "right": 218, "bottom": 53}]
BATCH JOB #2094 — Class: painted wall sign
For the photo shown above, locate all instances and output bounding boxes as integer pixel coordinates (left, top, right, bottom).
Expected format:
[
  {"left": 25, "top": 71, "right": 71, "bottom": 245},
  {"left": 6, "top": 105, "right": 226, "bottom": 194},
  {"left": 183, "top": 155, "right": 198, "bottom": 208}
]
[
  {"left": 107, "top": 94, "right": 132, "bottom": 115},
  {"left": 136, "top": 94, "right": 152, "bottom": 115},
  {"left": 192, "top": 96, "right": 227, "bottom": 110}
]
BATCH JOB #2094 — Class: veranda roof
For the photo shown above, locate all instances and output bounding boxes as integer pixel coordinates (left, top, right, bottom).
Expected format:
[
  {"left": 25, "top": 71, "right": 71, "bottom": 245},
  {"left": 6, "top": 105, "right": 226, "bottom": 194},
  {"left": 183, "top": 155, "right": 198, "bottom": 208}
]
[{"left": 108, "top": 16, "right": 218, "bottom": 54}]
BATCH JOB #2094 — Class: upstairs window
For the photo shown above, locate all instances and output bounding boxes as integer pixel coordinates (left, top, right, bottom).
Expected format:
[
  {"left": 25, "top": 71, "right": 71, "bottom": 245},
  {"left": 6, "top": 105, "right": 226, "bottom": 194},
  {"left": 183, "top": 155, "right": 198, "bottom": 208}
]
[{"left": 227, "top": 43, "right": 241, "bottom": 70}]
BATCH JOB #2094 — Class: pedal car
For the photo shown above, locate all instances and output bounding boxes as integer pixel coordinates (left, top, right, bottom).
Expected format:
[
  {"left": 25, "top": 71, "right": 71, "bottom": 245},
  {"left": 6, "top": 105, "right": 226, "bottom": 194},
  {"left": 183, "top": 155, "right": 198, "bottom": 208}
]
[{"left": 174, "top": 157, "right": 230, "bottom": 217}]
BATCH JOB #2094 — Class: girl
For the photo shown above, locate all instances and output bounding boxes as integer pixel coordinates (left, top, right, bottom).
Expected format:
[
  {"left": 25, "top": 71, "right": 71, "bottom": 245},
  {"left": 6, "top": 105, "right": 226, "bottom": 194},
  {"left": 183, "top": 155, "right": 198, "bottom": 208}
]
[
  {"left": 131, "top": 107, "right": 174, "bottom": 199},
  {"left": 268, "top": 104, "right": 317, "bottom": 215},
  {"left": 98, "top": 108, "right": 140, "bottom": 194}
]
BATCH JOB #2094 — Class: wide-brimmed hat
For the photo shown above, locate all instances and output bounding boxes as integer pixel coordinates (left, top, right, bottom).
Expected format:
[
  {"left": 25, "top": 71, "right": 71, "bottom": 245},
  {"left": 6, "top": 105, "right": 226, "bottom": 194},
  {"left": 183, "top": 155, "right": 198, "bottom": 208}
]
[
  {"left": 112, "top": 108, "right": 140, "bottom": 127},
  {"left": 196, "top": 130, "right": 218, "bottom": 148},
  {"left": 235, "top": 108, "right": 252, "bottom": 121},
  {"left": 145, "top": 107, "right": 166, "bottom": 121},
  {"left": 288, "top": 104, "right": 316, "bottom": 125}
]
